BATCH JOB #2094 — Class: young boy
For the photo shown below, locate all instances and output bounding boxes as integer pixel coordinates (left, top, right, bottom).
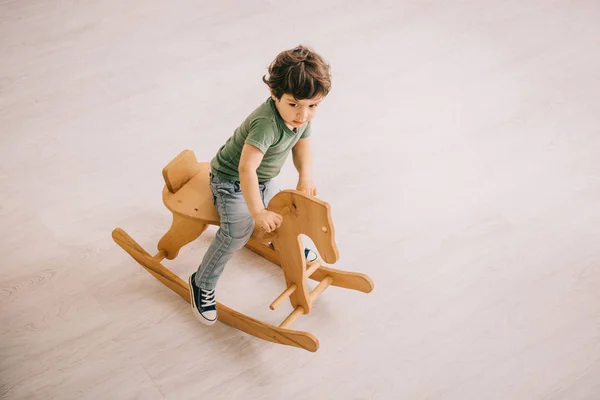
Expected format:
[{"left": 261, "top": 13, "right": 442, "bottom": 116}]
[{"left": 188, "top": 45, "right": 332, "bottom": 325}]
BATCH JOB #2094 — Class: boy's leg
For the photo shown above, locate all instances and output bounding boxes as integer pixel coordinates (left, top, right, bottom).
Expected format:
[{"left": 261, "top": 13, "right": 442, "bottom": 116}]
[
  {"left": 195, "top": 179, "right": 254, "bottom": 290},
  {"left": 197, "top": 176, "right": 274, "bottom": 289},
  {"left": 190, "top": 176, "right": 254, "bottom": 325}
]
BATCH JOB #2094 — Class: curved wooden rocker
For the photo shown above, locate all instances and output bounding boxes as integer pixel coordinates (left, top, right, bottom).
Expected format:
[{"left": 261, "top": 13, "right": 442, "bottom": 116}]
[{"left": 112, "top": 149, "right": 374, "bottom": 352}]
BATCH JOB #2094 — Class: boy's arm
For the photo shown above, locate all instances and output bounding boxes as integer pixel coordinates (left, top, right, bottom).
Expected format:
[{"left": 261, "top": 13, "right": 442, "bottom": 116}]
[
  {"left": 239, "top": 144, "right": 267, "bottom": 216},
  {"left": 292, "top": 138, "right": 317, "bottom": 196},
  {"left": 239, "top": 143, "right": 282, "bottom": 232}
]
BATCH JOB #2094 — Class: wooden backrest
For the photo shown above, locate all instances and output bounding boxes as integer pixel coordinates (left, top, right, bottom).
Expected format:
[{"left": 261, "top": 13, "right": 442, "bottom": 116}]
[{"left": 162, "top": 149, "right": 202, "bottom": 193}]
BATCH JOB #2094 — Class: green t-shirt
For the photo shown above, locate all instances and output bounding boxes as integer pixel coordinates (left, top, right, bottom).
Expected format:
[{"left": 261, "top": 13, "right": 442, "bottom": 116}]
[{"left": 210, "top": 97, "right": 311, "bottom": 181}]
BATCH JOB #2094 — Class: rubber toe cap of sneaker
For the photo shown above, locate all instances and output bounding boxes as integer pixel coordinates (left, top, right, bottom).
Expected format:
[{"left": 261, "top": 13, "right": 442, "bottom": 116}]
[{"left": 201, "top": 310, "right": 217, "bottom": 323}]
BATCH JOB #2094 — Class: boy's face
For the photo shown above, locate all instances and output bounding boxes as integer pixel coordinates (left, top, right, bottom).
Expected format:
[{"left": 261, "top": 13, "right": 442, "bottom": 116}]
[{"left": 271, "top": 93, "right": 323, "bottom": 131}]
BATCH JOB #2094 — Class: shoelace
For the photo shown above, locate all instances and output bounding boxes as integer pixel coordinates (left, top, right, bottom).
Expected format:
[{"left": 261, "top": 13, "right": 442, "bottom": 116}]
[{"left": 201, "top": 288, "right": 216, "bottom": 307}]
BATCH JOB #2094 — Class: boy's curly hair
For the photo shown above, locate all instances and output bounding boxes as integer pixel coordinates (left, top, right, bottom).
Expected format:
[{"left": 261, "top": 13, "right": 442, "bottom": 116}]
[{"left": 263, "top": 45, "right": 331, "bottom": 100}]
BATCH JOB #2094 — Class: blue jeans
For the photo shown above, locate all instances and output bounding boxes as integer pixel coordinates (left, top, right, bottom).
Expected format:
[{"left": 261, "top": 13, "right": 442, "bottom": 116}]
[{"left": 194, "top": 173, "right": 278, "bottom": 290}]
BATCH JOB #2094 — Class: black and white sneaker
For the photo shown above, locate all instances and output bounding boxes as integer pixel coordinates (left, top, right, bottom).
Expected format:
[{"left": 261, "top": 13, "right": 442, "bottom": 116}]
[
  {"left": 189, "top": 273, "right": 217, "bottom": 325},
  {"left": 304, "top": 248, "right": 318, "bottom": 263},
  {"left": 268, "top": 243, "right": 318, "bottom": 263}
]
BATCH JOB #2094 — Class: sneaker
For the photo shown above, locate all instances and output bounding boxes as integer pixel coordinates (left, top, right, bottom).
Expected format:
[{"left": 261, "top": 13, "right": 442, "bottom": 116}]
[
  {"left": 268, "top": 243, "right": 318, "bottom": 262},
  {"left": 304, "top": 248, "right": 318, "bottom": 262},
  {"left": 189, "top": 273, "right": 217, "bottom": 325}
]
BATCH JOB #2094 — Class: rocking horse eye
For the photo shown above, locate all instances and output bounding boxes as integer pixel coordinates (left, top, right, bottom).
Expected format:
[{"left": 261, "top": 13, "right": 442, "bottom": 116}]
[{"left": 321, "top": 226, "right": 328, "bottom": 233}]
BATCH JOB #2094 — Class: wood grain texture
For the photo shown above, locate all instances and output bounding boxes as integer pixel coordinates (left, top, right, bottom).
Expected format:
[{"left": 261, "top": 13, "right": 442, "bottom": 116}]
[
  {"left": 156, "top": 214, "right": 207, "bottom": 259},
  {"left": 161, "top": 162, "right": 220, "bottom": 225},
  {"left": 245, "top": 237, "right": 375, "bottom": 293},
  {"left": 2, "top": 0, "right": 600, "bottom": 398},
  {"left": 112, "top": 228, "right": 319, "bottom": 352},
  {"left": 162, "top": 149, "right": 202, "bottom": 194}
]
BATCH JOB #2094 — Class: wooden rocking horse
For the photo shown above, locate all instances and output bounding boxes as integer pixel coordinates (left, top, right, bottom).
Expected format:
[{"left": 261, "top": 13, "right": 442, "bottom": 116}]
[{"left": 112, "top": 149, "right": 374, "bottom": 352}]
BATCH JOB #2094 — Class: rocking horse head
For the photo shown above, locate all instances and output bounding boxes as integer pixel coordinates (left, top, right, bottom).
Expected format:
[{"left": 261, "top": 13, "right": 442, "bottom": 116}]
[{"left": 268, "top": 190, "right": 339, "bottom": 264}]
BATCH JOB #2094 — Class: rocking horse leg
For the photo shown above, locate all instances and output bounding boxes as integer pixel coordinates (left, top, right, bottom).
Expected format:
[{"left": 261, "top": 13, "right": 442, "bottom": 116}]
[
  {"left": 157, "top": 213, "right": 208, "bottom": 260},
  {"left": 309, "top": 266, "right": 375, "bottom": 293},
  {"left": 112, "top": 228, "right": 319, "bottom": 352},
  {"left": 112, "top": 228, "right": 189, "bottom": 298},
  {"left": 245, "top": 236, "right": 374, "bottom": 294}
]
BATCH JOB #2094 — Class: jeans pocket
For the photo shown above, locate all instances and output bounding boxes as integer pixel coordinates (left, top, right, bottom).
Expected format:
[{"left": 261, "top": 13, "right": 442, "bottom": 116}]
[
  {"left": 216, "top": 184, "right": 235, "bottom": 196},
  {"left": 211, "top": 179, "right": 236, "bottom": 197}
]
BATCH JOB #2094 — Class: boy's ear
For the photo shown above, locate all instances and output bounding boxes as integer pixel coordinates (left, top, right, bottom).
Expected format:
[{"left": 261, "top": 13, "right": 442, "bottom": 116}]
[{"left": 270, "top": 90, "right": 280, "bottom": 102}]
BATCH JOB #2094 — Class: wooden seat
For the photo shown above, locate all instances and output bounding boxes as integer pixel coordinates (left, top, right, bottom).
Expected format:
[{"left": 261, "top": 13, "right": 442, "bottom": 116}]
[{"left": 161, "top": 151, "right": 219, "bottom": 225}]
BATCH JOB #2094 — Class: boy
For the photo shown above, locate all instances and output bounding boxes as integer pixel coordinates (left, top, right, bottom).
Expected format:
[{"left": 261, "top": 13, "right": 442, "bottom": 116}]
[{"left": 189, "top": 45, "right": 332, "bottom": 325}]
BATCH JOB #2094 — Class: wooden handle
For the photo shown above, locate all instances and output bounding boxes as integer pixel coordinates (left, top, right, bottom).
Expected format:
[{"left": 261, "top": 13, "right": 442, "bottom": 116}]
[
  {"left": 254, "top": 206, "right": 292, "bottom": 241},
  {"left": 279, "top": 306, "right": 305, "bottom": 329},
  {"left": 277, "top": 276, "right": 333, "bottom": 329},
  {"left": 309, "top": 276, "right": 333, "bottom": 304},
  {"left": 305, "top": 259, "right": 322, "bottom": 278},
  {"left": 269, "top": 283, "right": 297, "bottom": 310}
]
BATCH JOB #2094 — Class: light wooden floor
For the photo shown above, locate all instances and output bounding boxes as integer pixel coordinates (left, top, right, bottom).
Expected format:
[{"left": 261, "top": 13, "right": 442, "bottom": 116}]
[{"left": 2, "top": 1, "right": 600, "bottom": 399}]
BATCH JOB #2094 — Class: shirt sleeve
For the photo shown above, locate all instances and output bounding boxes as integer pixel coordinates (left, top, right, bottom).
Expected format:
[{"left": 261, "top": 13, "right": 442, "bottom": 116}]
[
  {"left": 245, "top": 118, "right": 277, "bottom": 153},
  {"left": 300, "top": 121, "right": 312, "bottom": 138}
]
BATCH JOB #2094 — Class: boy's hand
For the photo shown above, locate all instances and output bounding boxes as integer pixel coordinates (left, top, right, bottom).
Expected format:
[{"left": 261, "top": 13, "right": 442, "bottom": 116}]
[
  {"left": 253, "top": 209, "right": 283, "bottom": 233},
  {"left": 297, "top": 180, "right": 318, "bottom": 196}
]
